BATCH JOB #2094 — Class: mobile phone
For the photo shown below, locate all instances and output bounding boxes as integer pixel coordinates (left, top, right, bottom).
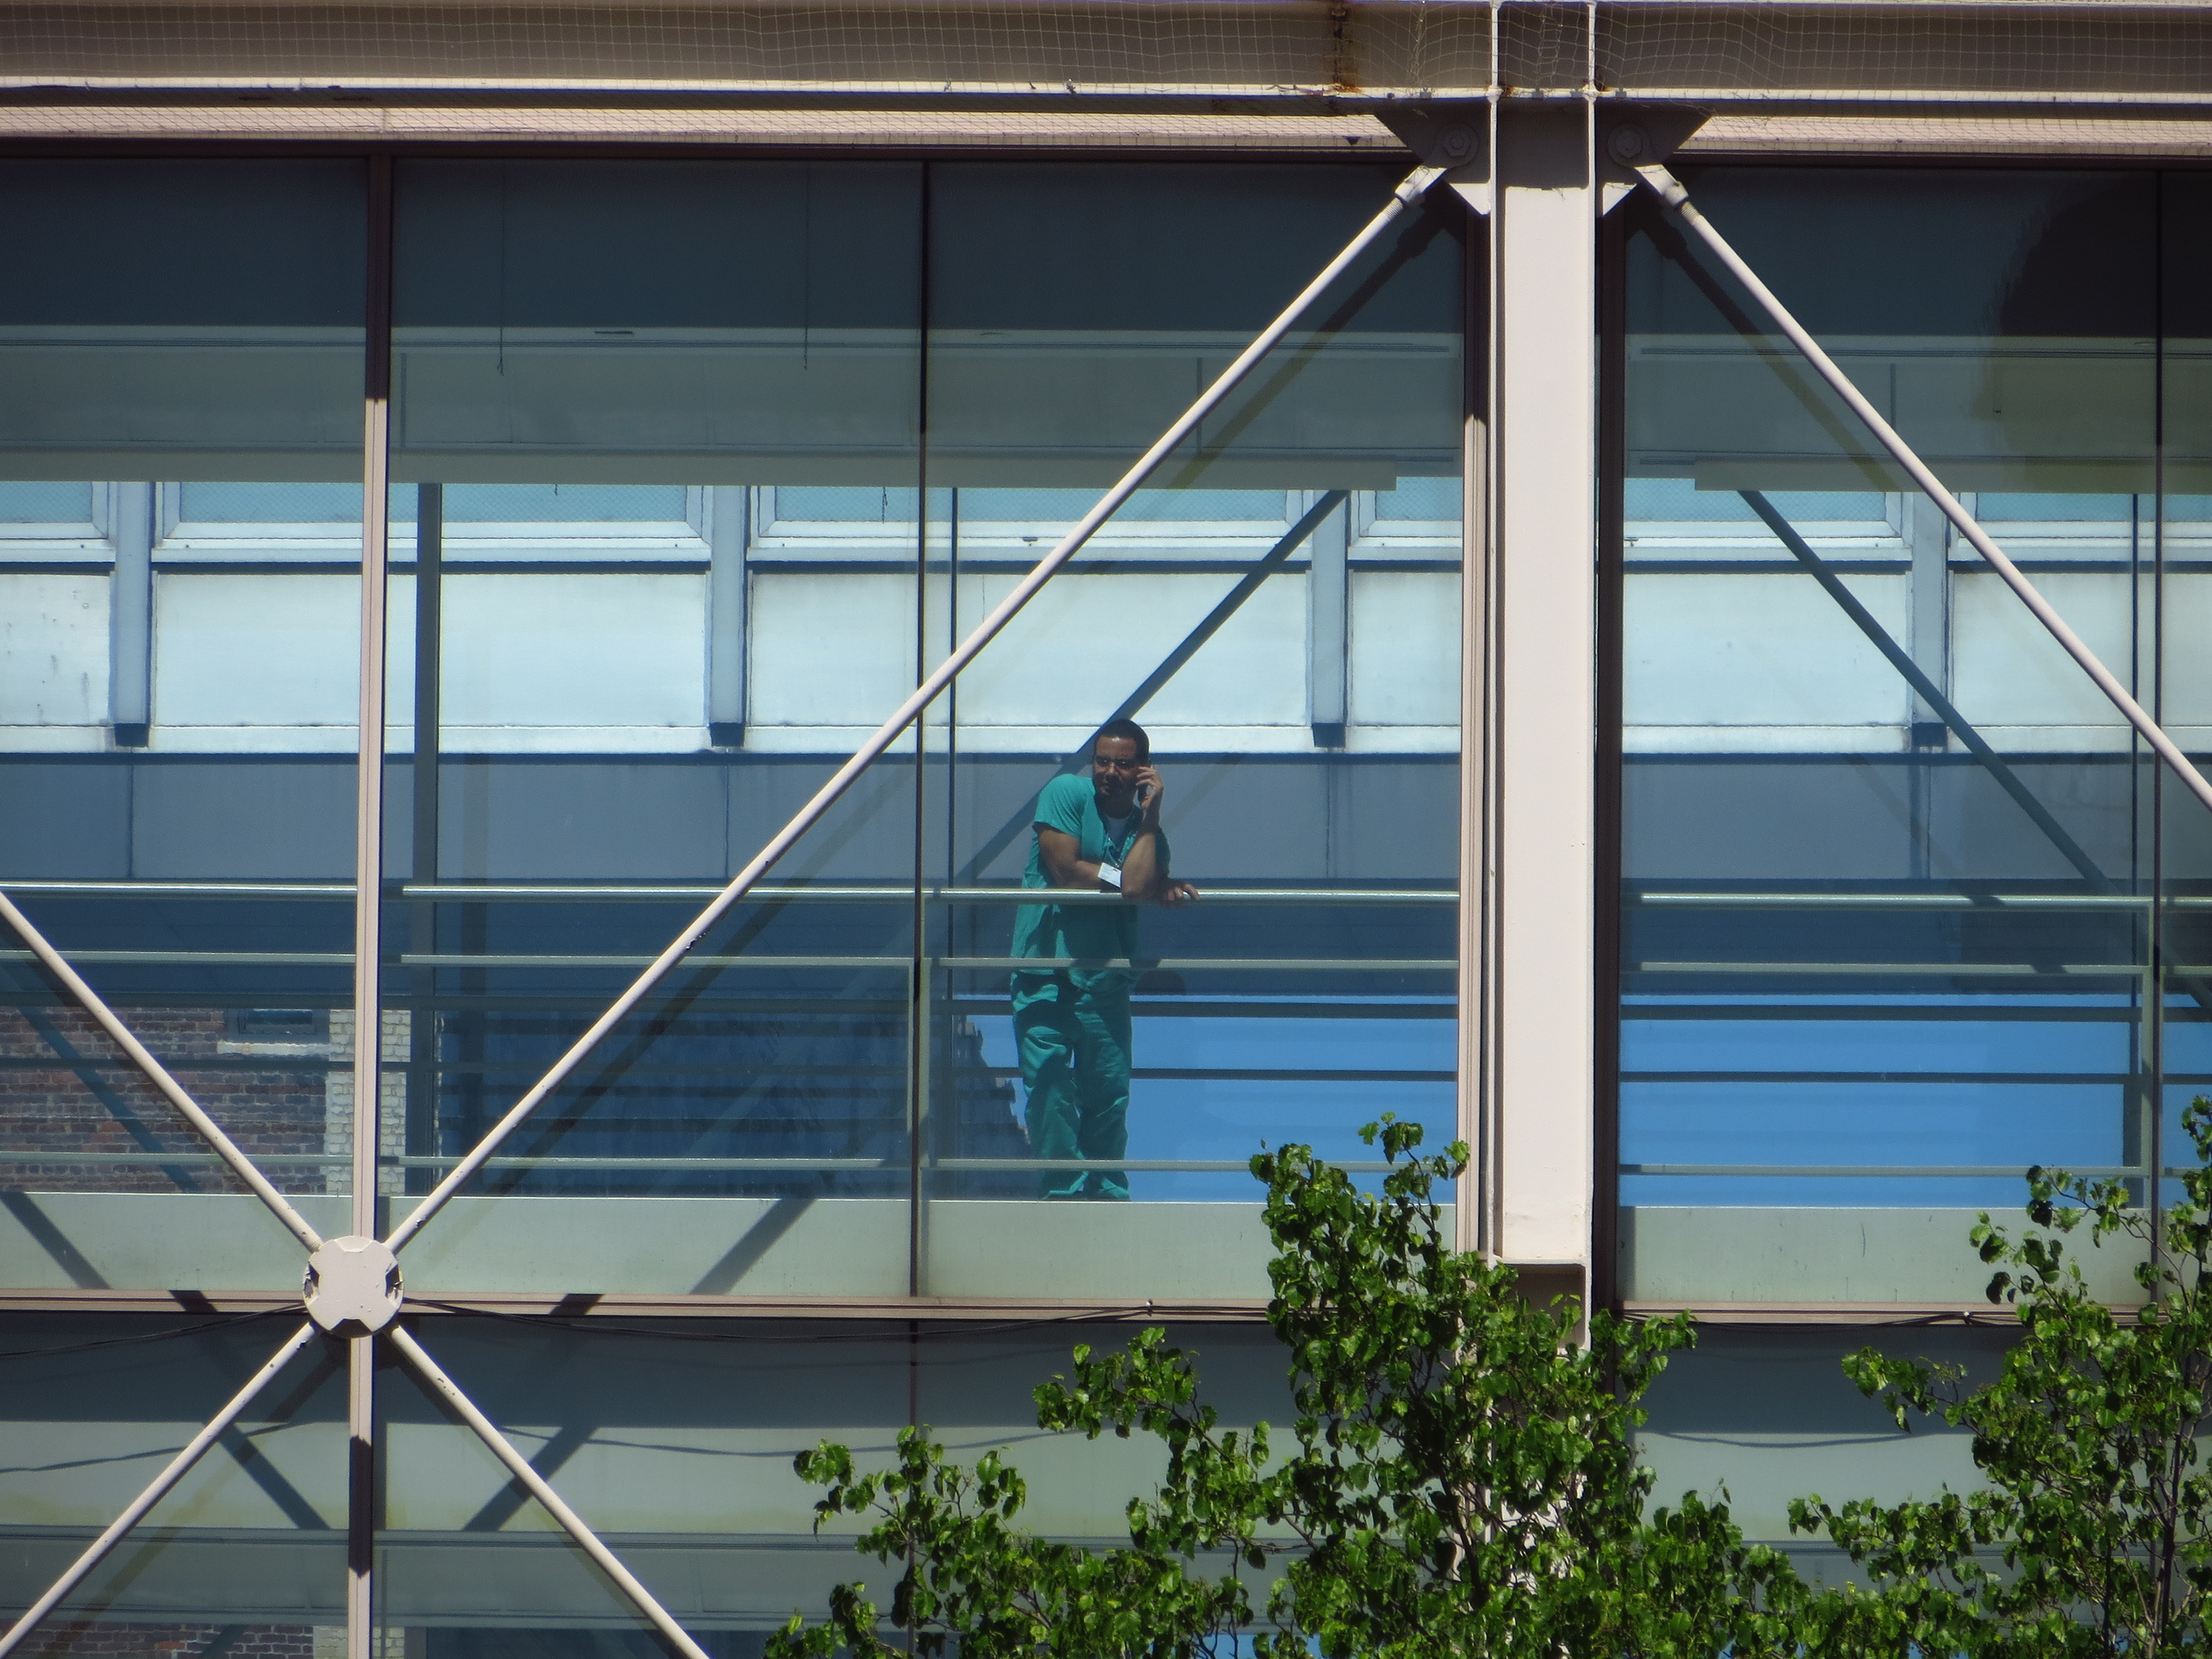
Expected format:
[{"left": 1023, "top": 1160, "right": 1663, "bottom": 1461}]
[{"left": 1135, "top": 780, "right": 1156, "bottom": 809}]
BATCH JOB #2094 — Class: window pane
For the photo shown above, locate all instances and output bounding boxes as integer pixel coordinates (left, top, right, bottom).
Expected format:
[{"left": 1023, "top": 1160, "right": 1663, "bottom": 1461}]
[
  {"left": 926, "top": 163, "right": 1464, "bottom": 1298},
  {"left": 0, "top": 481, "right": 91, "bottom": 524},
  {"left": 0, "top": 1314, "right": 342, "bottom": 1631},
  {"left": 386, "top": 159, "right": 922, "bottom": 1300},
  {"left": 0, "top": 160, "right": 366, "bottom": 1279},
  {"left": 443, "top": 482, "right": 687, "bottom": 521},
  {"left": 957, "top": 487, "right": 1292, "bottom": 522},
  {"left": 178, "top": 481, "right": 365, "bottom": 523},
  {"left": 1616, "top": 168, "right": 2158, "bottom": 1306}
]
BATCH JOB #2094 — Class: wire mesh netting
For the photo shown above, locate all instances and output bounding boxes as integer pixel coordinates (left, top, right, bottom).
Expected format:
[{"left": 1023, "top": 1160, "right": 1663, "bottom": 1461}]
[
  {"left": 1596, "top": 3, "right": 2212, "bottom": 104},
  {"left": 6, "top": 2, "right": 2212, "bottom": 102},
  {"left": 0, "top": 3, "right": 1496, "bottom": 96}
]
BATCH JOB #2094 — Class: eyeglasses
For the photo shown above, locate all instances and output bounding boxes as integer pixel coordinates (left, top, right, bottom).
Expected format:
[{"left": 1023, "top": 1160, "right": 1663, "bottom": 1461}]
[{"left": 1092, "top": 757, "right": 1142, "bottom": 772}]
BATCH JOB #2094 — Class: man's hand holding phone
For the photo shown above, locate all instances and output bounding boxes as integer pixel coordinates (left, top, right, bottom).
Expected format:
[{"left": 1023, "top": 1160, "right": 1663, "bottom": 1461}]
[
  {"left": 1129, "top": 766, "right": 1198, "bottom": 907},
  {"left": 1133, "top": 764, "right": 1163, "bottom": 820}
]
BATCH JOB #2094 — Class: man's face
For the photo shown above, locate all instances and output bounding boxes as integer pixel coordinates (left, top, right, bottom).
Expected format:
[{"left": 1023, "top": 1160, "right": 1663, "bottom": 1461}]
[{"left": 1091, "top": 736, "right": 1142, "bottom": 814}]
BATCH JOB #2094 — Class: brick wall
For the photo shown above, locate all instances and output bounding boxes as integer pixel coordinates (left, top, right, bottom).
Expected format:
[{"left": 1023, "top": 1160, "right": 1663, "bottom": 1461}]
[
  {"left": 24, "top": 1624, "right": 315, "bottom": 1659},
  {"left": 0, "top": 1006, "right": 333, "bottom": 1196}
]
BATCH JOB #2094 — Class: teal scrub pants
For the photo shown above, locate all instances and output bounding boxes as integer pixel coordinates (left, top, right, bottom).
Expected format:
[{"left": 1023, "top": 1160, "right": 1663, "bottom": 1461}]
[{"left": 1014, "top": 987, "right": 1132, "bottom": 1200}]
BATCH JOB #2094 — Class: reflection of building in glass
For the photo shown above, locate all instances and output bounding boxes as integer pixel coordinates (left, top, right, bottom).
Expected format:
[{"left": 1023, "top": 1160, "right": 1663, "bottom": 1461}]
[{"left": 0, "top": 8, "right": 2206, "bottom": 1650}]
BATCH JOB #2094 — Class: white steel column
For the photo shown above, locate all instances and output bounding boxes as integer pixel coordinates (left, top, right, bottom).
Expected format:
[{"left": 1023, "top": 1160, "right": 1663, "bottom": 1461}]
[
  {"left": 1457, "top": 154, "right": 1494, "bottom": 1261},
  {"left": 1488, "top": 103, "right": 1598, "bottom": 1281},
  {"left": 1305, "top": 492, "right": 1349, "bottom": 749}
]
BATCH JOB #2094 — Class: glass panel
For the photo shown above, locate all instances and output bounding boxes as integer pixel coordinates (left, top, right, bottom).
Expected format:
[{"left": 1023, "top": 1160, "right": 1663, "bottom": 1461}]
[
  {"left": 1615, "top": 168, "right": 2159, "bottom": 1306},
  {"left": 373, "top": 1316, "right": 1272, "bottom": 1643},
  {"left": 0, "top": 1314, "right": 344, "bottom": 1638},
  {"left": 0, "top": 160, "right": 367, "bottom": 1286},
  {"left": 385, "top": 160, "right": 922, "bottom": 1298},
  {"left": 2160, "top": 179, "right": 2212, "bottom": 1204},
  {"left": 376, "top": 1316, "right": 909, "bottom": 1638},
  {"left": 0, "top": 481, "right": 95, "bottom": 534},
  {"left": 922, "top": 163, "right": 1465, "bottom": 1299}
]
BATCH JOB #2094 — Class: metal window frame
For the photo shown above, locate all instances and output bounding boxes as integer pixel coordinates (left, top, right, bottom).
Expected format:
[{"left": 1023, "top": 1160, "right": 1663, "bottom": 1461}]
[{"left": 107, "top": 482, "right": 154, "bottom": 748}]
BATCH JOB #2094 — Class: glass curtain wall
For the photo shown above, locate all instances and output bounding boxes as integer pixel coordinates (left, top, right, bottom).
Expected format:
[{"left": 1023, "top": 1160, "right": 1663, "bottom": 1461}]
[
  {"left": 376, "top": 158, "right": 1466, "bottom": 1304},
  {"left": 0, "top": 158, "right": 366, "bottom": 1643},
  {"left": 1613, "top": 168, "right": 2168, "bottom": 1305},
  {"left": 0, "top": 153, "right": 1465, "bottom": 1641},
  {"left": 2161, "top": 177, "right": 2212, "bottom": 1224},
  {"left": 0, "top": 1315, "right": 347, "bottom": 1649},
  {"left": 0, "top": 155, "right": 1466, "bottom": 1308},
  {"left": 367, "top": 1315, "right": 1285, "bottom": 1638}
]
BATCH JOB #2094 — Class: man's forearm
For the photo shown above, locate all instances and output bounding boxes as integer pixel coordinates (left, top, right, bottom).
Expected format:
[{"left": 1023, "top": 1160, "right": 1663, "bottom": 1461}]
[{"left": 1118, "top": 831, "right": 1165, "bottom": 901}]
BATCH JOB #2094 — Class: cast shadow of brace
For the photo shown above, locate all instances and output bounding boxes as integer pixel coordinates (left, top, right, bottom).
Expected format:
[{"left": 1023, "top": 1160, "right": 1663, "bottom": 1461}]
[
  {"left": 687, "top": 1194, "right": 815, "bottom": 1295},
  {"left": 0, "top": 1190, "right": 109, "bottom": 1288}
]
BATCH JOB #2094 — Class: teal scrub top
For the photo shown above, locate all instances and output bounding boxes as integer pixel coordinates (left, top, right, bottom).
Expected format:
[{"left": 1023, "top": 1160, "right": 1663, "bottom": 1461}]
[{"left": 1010, "top": 771, "right": 1171, "bottom": 1004}]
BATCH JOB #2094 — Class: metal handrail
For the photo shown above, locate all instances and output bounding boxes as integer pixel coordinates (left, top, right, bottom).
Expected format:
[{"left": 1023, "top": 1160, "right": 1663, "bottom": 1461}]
[
  {"left": 0, "top": 879, "right": 1457, "bottom": 905},
  {"left": 35, "top": 878, "right": 2212, "bottom": 912},
  {"left": 0, "top": 947, "right": 1455, "bottom": 972},
  {"left": 1630, "top": 960, "right": 2147, "bottom": 976},
  {"left": 1634, "top": 890, "right": 2170, "bottom": 910},
  {"left": 12, "top": 1152, "right": 2193, "bottom": 1180},
  {"left": 0, "top": 1150, "right": 1399, "bottom": 1175},
  {"left": 1625, "top": 1164, "right": 2184, "bottom": 1179}
]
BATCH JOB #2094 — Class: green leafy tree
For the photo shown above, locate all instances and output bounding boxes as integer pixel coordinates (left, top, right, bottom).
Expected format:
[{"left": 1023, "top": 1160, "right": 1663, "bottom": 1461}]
[
  {"left": 770, "top": 1119, "right": 1806, "bottom": 1659},
  {"left": 1791, "top": 1097, "right": 2212, "bottom": 1656}
]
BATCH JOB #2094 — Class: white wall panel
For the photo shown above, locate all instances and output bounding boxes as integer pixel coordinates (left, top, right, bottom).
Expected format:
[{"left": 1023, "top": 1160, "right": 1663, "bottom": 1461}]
[
  {"left": 1952, "top": 569, "right": 2136, "bottom": 738},
  {"left": 1350, "top": 570, "right": 1460, "bottom": 727},
  {"left": 1624, "top": 571, "right": 1910, "bottom": 731},
  {"left": 951, "top": 571, "right": 1306, "bottom": 736},
  {"left": 441, "top": 572, "right": 703, "bottom": 732},
  {"left": 748, "top": 572, "right": 917, "bottom": 726},
  {"left": 0, "top": 573, "right": 105, "bottom": 728},
  {"left": 154, "top": 572, "right": 357, "bottom": 731}
]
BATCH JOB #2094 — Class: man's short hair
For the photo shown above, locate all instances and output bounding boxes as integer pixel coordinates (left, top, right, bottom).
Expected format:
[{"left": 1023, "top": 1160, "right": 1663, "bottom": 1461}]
[{"left": 1092, "top": 718, "right": 1150, "bottom": 762}]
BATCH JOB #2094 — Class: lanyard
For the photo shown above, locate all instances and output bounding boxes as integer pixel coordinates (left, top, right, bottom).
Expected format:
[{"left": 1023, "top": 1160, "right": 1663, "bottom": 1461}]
[{"left": 1100, "top": 815, "right": 1133, "bottom": 868}]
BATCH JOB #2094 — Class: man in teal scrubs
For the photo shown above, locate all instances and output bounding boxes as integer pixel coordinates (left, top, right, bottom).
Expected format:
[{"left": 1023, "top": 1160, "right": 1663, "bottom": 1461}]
[{"left": 1010, "top": 718, "right": 1199, "bottom": 1199}]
